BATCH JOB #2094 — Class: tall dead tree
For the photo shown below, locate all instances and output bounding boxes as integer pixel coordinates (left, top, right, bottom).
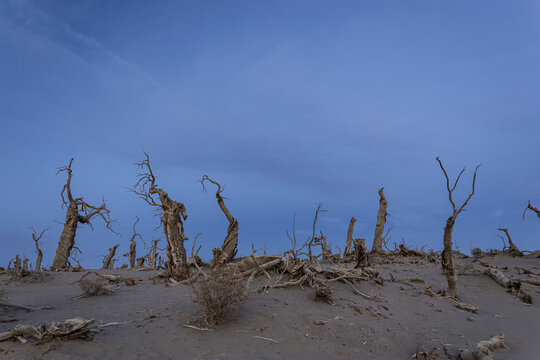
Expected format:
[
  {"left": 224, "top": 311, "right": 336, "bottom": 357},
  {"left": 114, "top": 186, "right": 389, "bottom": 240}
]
[
  {"left": 102, "top": 244, "right": 120, "bottom": 269},
  {"left": 497, "top": 228, "right": 521, "bottom": 255},
  {"left": 372, "top": 187, "right": 388, "bottom": 253},
  {"left": 31, "top": 227, "right": 49, "bottom": 272},
  {"left": 523, "top": 201, "right": 540, "bottom": 219},
  {"left": 132, "top": 153, "right": 189, "bottom": 280},
  {"left": 200, "top": 175, "right": 238, "bottom": 265},
  {"left": 51, "top": 158, "right": 115, "bottom": 270},
  {"left": 344, "top": 217, "right": 356, "bottom": 259},
  {"left": 436, "top": 157, "right": 480, "bottom": 298}
]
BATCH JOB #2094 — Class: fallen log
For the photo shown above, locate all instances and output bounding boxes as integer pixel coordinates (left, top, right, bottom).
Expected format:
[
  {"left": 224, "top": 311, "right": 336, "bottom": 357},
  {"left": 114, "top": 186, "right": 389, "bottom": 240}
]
[{"left": 459, "top": 334, "right": 506, "bottom": 360}]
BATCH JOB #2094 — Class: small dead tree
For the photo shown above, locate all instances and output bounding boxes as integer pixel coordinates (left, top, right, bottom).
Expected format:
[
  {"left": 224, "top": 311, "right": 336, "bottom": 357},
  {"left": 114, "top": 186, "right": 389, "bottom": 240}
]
[
  {"left": 147, "top": 239, "right": 160, "bottom": 269},
  {"left": 200, "top": 175, "right": 238, "bottom": 265},
  {"left": 523, "top": 201, "right": 540, "bottom": 219},
  {"left": 372, "top": 187, "right": 388, "bottom": 253},
  {"left": 497, "top": 228, "right": 521, "bottom": 256},
  {"left": 31, "top": 227, "right": 49, "bottom": 272},
  {"left": 128, "top": 217, "right": 142, "bottom": 269},
  {"left": 51, "top": 158, "right": 116, "bottom": 270},
  {"left": 307, "top": 203, "right": 327, "bottom": 260},
  {"left": 344, "top": 217, "right": 356, "bottom": 259},
  {"left": 436, "top": 157, "right": 480, "bottom": 298},
  {"left": 102, "top": 244, "right": 120, "bottom": 269},
  {"left": 132, "top": 153, "right": 189, "bottom": 281}
]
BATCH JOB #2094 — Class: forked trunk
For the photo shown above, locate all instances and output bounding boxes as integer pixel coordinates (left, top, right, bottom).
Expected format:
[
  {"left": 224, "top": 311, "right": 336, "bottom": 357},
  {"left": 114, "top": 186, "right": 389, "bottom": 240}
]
[{"left": 442, "top": 217, "right": 457, "bottom": 298}]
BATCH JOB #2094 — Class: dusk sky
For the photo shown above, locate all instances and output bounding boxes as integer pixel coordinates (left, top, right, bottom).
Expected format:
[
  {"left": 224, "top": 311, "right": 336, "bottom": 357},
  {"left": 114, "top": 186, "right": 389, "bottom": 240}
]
[{"left": 1, "top": 0, "right": 539, "bottom": 268}]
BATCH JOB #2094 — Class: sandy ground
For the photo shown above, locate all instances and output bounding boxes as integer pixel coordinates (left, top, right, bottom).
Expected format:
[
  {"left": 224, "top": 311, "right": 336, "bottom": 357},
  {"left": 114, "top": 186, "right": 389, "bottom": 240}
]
[{"left": 0, "top": 253, "right": 539, "bottom": 360}]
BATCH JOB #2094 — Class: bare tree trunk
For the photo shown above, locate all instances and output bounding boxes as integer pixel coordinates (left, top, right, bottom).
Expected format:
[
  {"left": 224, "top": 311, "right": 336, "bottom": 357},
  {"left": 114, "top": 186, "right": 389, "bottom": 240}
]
[
  {"left": 320, "top": 233, "right": 331, "bottom": 261},
  {"left": 132, "top": 153, "right": 189, "bottom": 281},
  {"left": 372, "top": 187, "right": 388, "bottom": 253},
  {"left": 52, "top": 159, "right": 115, "bottom": 270},
  {"left": 436, "top": 157, "right": 480, "bottom": 298},
  {"left": 129, "top": 240, "right": 136, "bottom": 269},
  {"left": 22, "top": 258, "right": 29, "bottom": 272},
  {"left": 344, "top": 217, "right": 356, "bottom": 259},
  {"left": 200, "top": 176, "right": 238, "bottom": 264},
  {"left": 136, "top": 257, "right": 146, "bottom": 269},
  {"left": 498, "top": 228, "right": 521, "bottom": 255},
  {"left": 52, "top": 203, "right": 79, "bottom": 270},
  {"left": 102, "top": 244, "right": 120, "bottom": 269},
  {"left": 147, "top": 239, "right": 159, "bottom": 269},
  {"left": 354, "top": 238, "right": 368, "bottom": 269},
  {"left": 31, "top": 227, "right": 48, "bottom": 272},
  {"left": 442, "top": 217, "right": 457, "bottom": 298}
]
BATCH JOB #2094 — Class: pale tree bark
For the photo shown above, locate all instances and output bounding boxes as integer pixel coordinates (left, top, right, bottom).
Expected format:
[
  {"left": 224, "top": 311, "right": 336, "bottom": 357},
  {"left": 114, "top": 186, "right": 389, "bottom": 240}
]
[
  {"left": 31, "top": 227, "right": 49, "bottom": 272},
  {"left": 200, "top": 175, "right": 238, "bottom": 265},
  {"left": 51, "top": 158, "right": 116, "bottom": 270},
  {"left": 344, "top": 217, "right": 356, "bottom": 259},
  {"left": 102, "top": 244, "right": 120, "bottom": 269},
  {"left": 497, "top": 228, "right": 521, "bottom": 255},
  {"left": 147, "top": 239, "right": 160, "bottom": 269},
  {"left": 436, "top": 157, "right": 480, "bottom": 298},
  {"left": 132, "top": 153, "right": 189, "bottom": 280},
  {"left": 372, "top": 187, "right": 388, "bottom": 253},
  {"left": 523, "top": 201, "right": 540, "bottom": 219}
]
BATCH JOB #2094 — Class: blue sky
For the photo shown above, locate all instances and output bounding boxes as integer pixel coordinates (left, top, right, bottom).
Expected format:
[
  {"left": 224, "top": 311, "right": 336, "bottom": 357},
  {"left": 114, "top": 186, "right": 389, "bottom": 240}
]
[{"left": 1, "top": 0, "right": 539, "bottom": 268}]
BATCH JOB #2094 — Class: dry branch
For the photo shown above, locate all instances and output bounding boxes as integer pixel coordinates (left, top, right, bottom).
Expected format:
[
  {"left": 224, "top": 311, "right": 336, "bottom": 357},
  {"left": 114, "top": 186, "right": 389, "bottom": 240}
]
[
  {"left": 523, "top": 200, "right": 540, "bottom": 219},
  {"left": 102, "top": 244, "right": 120, "bottom": 269},
  {"left": 31, "top": 227, "right": 49, "bottom": 271},
  {"left": 0, "top": 317, "right": 94, "bottom": 343},
  {"left": 497, "top": 228, "right": 522, "bottom": 256}
]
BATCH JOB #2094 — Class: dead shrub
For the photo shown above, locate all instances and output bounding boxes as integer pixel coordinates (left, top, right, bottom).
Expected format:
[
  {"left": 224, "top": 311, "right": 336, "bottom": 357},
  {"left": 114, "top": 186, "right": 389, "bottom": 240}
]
[
  {"left": 78, "top": 277, "right": 112, "bottom": 297},
  {"left": 189, "top": 265, "right": 247, "bottom": 329}
]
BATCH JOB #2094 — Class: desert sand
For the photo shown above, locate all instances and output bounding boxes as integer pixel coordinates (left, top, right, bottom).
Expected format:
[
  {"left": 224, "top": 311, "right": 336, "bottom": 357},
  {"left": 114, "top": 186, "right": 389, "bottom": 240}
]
[{"left": 0, "top": 251, "right": 539, "bottom": 360}]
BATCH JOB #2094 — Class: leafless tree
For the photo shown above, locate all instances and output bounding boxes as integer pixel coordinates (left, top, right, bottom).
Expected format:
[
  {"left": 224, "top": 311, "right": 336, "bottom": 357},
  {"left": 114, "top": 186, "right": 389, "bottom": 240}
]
[
  {"left": 30, "top": 227, "right": 49, "bottom": 271},
  {"left": 132, "top": 153, "right": 189, "bottom": 280},
  {"left": 436, "top": 157, "right": 480, "bottom": 298},
  {"left": 307, "top": 203, "right": 327, "bottom": 260},
  {"left": 51, "top": 158, "right": 116, "bottom": 270},
  {"left": 497, "top": 228, "right": 521, "bottom": 255},
  {"left": 523, "top": 201, "right": 540, "bottom": 220},
  {"left": 372, "top": 187, "right": 388, "bottom": 253},
  {"left": 128, "top": 217, "right": 142, "bottom": 269},
  {"left": 200, "top": 175, "right": 238, "bottom": 265}
]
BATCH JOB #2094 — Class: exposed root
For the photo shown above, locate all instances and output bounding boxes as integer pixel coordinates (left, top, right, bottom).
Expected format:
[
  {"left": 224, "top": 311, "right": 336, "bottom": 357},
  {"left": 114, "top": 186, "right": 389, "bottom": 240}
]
[{"left": 0, "top": 317, "right": 94, "bottom": 343}]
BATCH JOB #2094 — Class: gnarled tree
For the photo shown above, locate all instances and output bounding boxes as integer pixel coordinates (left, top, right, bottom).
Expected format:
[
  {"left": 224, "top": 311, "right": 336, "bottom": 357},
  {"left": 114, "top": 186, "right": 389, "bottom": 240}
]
[
  {"left": 127, "top": 217, "right": 142, "bottom": 269},
  {"left": 200, "top": 175, "right": 238, "bottom": 265},
  {"left": 31, "top": 227, "right": 49, "bottom": 272},
  {"left": 132, "top": 153, "right": 189, "bottom": 280},
  {"left": 436, "top": 157, "right": 480, "bottom": 298},
  {"left": 497, "top": 228, "right": 521, "bottom": 256},
  {"left": 372, "top": 187, "right": 388, "bottom": 253},
  {"left": 102, "top": 244, "right": 120, "bottom": 269},
  {"left": 51, "top": 159, "right": 115, "bottom": 270}
]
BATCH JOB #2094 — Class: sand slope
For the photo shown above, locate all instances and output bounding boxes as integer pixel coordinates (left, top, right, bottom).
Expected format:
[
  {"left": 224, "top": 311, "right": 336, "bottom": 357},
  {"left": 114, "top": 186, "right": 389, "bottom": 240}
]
[{"left": 1, "top": 253, "right": 539, "bottom": 360}]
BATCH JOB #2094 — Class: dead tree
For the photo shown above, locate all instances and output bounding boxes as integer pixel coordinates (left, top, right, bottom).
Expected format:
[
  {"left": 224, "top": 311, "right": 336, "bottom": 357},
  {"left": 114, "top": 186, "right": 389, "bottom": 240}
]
[
  {"left": 147, "top": 239, "right": 160, "bottom": 269},
  {"left": 51, "top": 158, "right": 116, "bottom": 270},
  {"left": 372, "top": 187, "right": 388, "bottom": 253},
  {"left": 354, "top": 238, "right": 368, "bottom": 269},
  {"left": 132, "top": 153, "right": 189, "bottom": 280},
  {"left": 31, "top": 227, "right": 49, "bottom": 272},
  {"left": 523, "top": 201, "right": 540, "bottom": 219},
  {"left": 436, "top": 157, "right": 480, "bottom": 298},
  {"left": 128, "top": 217, "right": 142, "bottom": 269},
  {"left": 497, "top": 228, "right": 521, "bottom": 256},
  {"left": 344, "top": 217, "right": 356, "bottom": 259},
  {"left": 102, "top": 244, "right": 120, "bottom": 269},
  {"left": 200, "top": 175, "right": 238, "bottom": 265},
  {"left": 307, "top": 203, "right": 327, "bottom": 260}
]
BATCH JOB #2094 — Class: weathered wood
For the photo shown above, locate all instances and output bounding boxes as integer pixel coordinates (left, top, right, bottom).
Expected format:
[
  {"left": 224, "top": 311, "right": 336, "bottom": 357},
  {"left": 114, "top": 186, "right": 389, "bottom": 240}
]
[
  {"left": 344, "top": 217, "right": 356, "bottom": 259},
  {"left": 372, "top": 187, "right": 388, "bottom": 253},
  {"left": 102, "top": 244, "right": 120, "bottom": 269},
  {"left": 460, "top": 334, "right": 506, "bottom": 360},
  {"left": 497, "top": 228, "right": 522, "bottom": 256},
  {"left": 200, "top": 175, "right": 238, "bottom": 264},
  {"left": 354, "top": 238, "right": 368, "bottom": 269},
  {"left": 31, "top": 227, "right": 48, "bottom": 272}
]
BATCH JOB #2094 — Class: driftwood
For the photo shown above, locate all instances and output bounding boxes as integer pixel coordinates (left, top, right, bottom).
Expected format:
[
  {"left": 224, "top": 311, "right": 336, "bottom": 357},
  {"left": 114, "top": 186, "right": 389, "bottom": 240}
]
[
  {"left": 436, "top": 157, "right": 480, "bottom": 298},
  {"left": 102, "top": 244, "right": 120, "bottom": 269},
  {"left": 372, "top": 187, "right": 388, "bottom": 253},
  {"left": 459, "top": 334, "right": 506, "bottom": 360},
  {"left": 484, "top": 268, "right": 531, "bottom": 304},
  {"left": 0, "top": 317, "right": 94, "bottom": 343}
]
